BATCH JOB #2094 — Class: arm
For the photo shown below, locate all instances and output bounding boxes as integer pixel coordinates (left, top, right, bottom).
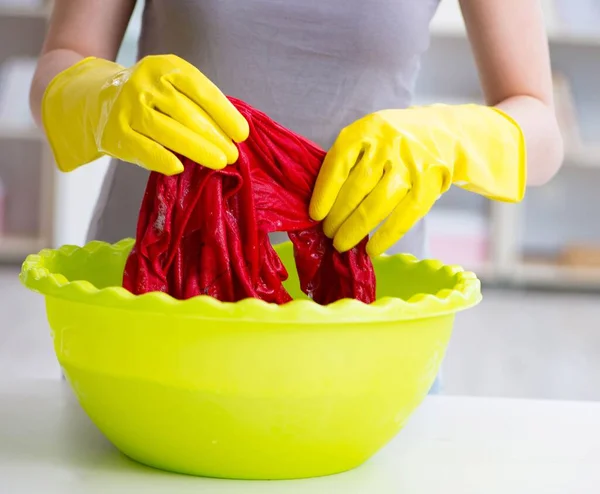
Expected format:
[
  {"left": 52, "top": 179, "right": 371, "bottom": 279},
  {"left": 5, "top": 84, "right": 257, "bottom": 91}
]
[
  {"left": 461, "top": 0, "right": 564, "bottom": 186},
  {"left": 310, "top": 2, "right": 545, "bottom": 256},
  {"left": 30, "top": 0, "right": 136, "bottom": 126},
  {"left": 30, "top": 0, "right": 247, "bottom": 175}
]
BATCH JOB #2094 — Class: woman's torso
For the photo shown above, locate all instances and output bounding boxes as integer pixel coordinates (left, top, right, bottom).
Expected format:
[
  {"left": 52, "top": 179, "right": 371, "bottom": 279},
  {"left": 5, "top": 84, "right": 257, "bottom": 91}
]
[{"left": 89, "top": 0, "right": 440, "bottom": 256}]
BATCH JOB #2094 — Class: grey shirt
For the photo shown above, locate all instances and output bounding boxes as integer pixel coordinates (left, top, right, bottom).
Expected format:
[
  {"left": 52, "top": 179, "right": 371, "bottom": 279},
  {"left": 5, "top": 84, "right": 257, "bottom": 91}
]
[{"left": 88, "top": 0, "right": 440, "bottom": 257}]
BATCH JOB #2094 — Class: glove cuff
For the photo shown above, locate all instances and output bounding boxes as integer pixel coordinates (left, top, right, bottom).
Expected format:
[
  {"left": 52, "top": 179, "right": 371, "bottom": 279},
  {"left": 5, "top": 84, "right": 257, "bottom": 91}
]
[
  {"left": 42, "top": 57, "right": 124, "bottom": 172},
  {"left": 451, "top": 105, "right": 527, "bottom": 203}
]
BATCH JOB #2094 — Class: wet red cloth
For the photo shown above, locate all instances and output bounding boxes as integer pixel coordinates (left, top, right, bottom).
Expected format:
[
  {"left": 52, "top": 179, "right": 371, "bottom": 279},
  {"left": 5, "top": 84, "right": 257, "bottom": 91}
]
[{"left": 123, "top": 97, "right": 375, "bottom": 305}]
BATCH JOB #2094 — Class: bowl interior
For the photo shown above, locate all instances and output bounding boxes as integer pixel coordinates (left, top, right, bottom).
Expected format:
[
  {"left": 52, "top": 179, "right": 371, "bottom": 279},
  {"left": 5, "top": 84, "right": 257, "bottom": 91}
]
[{"left": 43, "top": 240, "right": 460, "bottom": 302}]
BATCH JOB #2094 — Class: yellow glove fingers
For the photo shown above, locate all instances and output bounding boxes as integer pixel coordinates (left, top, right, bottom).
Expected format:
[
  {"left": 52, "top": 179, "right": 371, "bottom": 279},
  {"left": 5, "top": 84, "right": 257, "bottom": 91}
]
[
  {"left": 322, "top": 149, "right": 386, "bottom": 238},
  {"left": 128, "top": 132, "right": 184, "bottom": 175},
  {"left": 309, "top": 140, "right": 364, "bottom": 222},
  {"left": 332, "top": 170, "right": 410, "bottom": 253},
  {"left": 155, "top": 90, "right": 239, "bottom": 164},
  {"left": 165, "top": 57, "right": 249, "bottom": 143},
  {"left": 135, "top": 109, "right": 228, "bottom": 170},
  {"left": 367, "top": 170, "right": 443, "bottom": 257}
]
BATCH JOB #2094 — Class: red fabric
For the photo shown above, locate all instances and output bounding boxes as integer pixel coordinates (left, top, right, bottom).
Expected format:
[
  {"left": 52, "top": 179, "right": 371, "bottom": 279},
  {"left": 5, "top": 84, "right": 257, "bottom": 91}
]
[{"left": 123, "top": 97, "right": 375, "bottom": 305}]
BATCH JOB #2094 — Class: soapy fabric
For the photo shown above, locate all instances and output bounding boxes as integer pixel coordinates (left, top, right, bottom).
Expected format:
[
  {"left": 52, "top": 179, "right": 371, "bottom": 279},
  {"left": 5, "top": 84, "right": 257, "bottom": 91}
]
[{"left": 122, "top": 97, "right": 375, "bottom": 305}]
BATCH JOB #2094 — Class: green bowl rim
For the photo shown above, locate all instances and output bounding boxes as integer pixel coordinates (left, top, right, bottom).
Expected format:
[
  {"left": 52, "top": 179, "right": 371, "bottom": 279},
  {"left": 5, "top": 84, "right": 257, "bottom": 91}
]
[{"left": 19, "top": 239, "right": 482, "bottom": 323}]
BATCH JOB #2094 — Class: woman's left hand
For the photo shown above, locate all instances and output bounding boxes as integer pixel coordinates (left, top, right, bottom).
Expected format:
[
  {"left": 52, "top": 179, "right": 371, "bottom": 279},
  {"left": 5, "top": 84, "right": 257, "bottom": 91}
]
[{"left": 309, "top": 104, "right": 527, "bottom": 257}]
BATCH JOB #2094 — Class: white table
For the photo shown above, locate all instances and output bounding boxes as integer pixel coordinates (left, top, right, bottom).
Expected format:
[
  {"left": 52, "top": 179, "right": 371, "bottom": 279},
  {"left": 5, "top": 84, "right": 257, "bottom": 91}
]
[{"left": 1, "top": 380, "right": 599, "bottom": 494}]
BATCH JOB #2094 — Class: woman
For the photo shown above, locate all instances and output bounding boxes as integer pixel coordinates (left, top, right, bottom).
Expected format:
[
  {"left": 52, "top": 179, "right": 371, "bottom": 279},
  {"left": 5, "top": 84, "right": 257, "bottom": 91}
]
[{"left": 31, "top": 0, "right": 562, "bottom": 271}]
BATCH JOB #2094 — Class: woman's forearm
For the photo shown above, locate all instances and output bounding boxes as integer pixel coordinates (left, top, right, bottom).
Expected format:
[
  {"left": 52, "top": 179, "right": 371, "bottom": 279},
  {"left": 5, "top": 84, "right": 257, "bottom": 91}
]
[
  {"left": 496, "top": 95, "right": 564, "bottom": 186},
  {"left": 30, "top": 49, "right": 85, "bottom": 126}
]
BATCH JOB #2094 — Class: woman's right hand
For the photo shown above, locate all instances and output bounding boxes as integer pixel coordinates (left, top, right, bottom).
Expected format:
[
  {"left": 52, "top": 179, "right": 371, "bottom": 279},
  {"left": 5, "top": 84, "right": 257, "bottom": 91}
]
[{"left": 42, "top": 54, "right": 249, "bottom": 174}]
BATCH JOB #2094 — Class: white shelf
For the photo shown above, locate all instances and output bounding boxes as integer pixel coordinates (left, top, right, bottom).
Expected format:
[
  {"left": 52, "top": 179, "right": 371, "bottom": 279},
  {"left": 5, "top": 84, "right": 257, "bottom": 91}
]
[
  {"left": 514, "top": 263, "right": 600, "bottom": 289},
  {"left": 466, "top": 263, "right": 496, "bottom": 283},
  {"left": 0, "top": 126, "right": 44, "bottom": 141},
  {"left": 547, "top": 30, "right": 600, "bottom": 47},
  {"left": 430, "top": 24, "right": 600, "bottom": 48},
  {"left": 0, "top": 4, "right": 48, "bottom": 19},
  {"left": 0, "top": 236, "right": 45, "bottom": 262},
  {"left": 564, "top": 147, "right": 600, "bottom": 169}
]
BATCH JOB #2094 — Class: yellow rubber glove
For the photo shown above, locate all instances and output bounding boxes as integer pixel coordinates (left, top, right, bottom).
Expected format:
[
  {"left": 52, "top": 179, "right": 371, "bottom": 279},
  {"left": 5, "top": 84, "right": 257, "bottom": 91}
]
[
  {"left": 42, "top": 55, "right": 249, "bottom": 174},
  {"left": 309, "top": 104, "right": 526, "bottom": 257}
]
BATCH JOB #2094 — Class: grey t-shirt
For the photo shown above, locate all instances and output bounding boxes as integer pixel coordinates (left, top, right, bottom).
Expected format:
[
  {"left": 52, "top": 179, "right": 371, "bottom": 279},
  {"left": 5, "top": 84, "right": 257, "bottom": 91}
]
[{"left": 88, "top": 0, "right": 440, "bottom": 257}]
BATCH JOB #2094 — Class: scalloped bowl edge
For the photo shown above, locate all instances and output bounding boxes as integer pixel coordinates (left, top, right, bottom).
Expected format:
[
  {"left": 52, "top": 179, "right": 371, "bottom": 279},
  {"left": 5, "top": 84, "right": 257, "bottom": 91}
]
[{"left": 19, "top": 238, "right": 482, "bottom": 324}]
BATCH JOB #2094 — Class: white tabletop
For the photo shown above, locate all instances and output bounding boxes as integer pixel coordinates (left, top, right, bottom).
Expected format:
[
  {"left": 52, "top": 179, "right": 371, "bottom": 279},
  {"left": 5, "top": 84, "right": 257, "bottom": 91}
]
[{"left": 1, "top": 380, "right": 599, "bottom": 494}]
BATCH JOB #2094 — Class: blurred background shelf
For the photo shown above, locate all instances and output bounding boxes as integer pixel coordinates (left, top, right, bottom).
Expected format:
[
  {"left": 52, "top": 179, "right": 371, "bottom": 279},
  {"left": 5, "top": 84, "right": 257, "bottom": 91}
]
[
  {"left": 431, "top": 24, "right": 600, "bottom": 48},
  {"left": 0, "top": 0, "right": 54, "bottom": 263},
  {"left": 0, "top": 5, "right": 49, "bottom": 19},
  {"left": 514, "top": 264, "right": 600, "bottom": 289},
  {"left": 0, "top": 126, "right": 44, "bottom": 141},
  {"left": 0, "top": 235, "right": 46, "bottom": 262},
  {"left": 546, "top": 31, "right": 600, "bottom": 47},
  {"left": 565, "top": 147, "right": 600, "bottom": 169}
]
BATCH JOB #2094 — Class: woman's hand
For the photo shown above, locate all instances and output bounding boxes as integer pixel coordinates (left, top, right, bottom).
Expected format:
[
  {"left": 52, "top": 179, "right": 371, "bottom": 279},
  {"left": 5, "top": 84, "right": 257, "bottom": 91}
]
[
  {"left": 309, "top": 105, "right": 526, "bottom": 257},
  {"left": 42, "top": 54, "right": 249, "bottom": 174}
]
